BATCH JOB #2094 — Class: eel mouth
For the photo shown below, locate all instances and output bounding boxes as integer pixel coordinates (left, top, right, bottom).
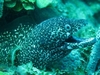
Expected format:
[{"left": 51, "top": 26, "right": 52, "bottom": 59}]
[
  {"left": 65, "top": 36, "right": 85, "bottom": 43},
  {"left": 58, "top": 36, "right": 86, "bottom": 50}
]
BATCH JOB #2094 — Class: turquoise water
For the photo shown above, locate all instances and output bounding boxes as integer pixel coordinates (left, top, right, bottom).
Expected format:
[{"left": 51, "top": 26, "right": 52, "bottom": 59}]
[{"left": 0, "top": 0, "right": 100, "bottom": 75}]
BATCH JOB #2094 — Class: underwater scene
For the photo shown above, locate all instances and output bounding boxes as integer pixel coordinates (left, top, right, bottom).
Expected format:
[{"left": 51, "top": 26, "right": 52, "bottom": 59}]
[{"left": 0, "top": 0, "right": 100, "bottom": 75}]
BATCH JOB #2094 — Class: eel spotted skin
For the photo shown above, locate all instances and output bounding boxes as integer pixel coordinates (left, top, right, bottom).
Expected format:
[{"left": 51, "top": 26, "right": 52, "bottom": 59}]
[{"left": 0, "top": 16, "right": 95, "bottom": 70}]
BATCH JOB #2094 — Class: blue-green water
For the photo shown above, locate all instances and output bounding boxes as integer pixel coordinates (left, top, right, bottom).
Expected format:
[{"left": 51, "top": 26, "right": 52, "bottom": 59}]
[{"left": 0, "top": 0, "right": 100, "bottom": 75}]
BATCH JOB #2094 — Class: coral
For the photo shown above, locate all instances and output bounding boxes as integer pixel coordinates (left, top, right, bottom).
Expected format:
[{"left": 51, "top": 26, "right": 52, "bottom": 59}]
[
  {"left": 4, "top": 0, "right": 58, "bottom": 12},
  {"left": 56, "top": 0, "right": 100, "bottom": 27},
  {"left": 56, "top": 0, "right": 93, "bottom": 19},
  {"left": 74, "top": 25, "right": 96, "bottom": 38},
  {"left": 0, "top": 0, "right": 58, "bottom": 18},
  {"left": 86, "top": 29, "right": 100, "bottom": 75},
  {"left": 5, "top": 0, "right": 16, "bottom": 8},
  {"left": 5, "top": 0, "right": 35, "bottom": 11},
  {"left": 21, "top": 0, "right": 35, "bottom": 10},
  {"left": 0, "top": 71, "right": 14, "bottom": 75},
  {"left": 36, "top": 0, "right": 53, "bottom": 8},
  {"left": 60, "top": 50, "right": 82, "bottom": 72},
  {"left": 16, "top": 62, "right": 57, "bottom": 75}
]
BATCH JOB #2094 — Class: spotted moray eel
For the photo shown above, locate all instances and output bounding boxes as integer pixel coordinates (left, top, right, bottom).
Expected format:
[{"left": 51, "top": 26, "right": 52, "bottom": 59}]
[{"left": 0, "top": 16, "right": 96, "bottom": 70}]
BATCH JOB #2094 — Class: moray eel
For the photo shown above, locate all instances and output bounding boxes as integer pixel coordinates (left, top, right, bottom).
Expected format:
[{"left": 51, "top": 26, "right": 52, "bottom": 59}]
[{"left": 0, "top": 16, "right": 95, "bottom": 70}]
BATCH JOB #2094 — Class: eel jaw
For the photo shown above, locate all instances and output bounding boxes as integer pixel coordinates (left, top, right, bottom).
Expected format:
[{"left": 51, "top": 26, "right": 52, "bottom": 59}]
[
  {"left": 58, "top": 36, "right": 84, "bottom": 53},
  {"left": 60, "top": 36, "right": 96, "bottom": 53},
  {"left": 65, "top": 36, "right": 85, "bottom": 43},
  {"left": 61, "top": 36, "right": 83, "bottom": 51},
  {"left": 63, "top": 36, "right": 96, "bottom": 51}
]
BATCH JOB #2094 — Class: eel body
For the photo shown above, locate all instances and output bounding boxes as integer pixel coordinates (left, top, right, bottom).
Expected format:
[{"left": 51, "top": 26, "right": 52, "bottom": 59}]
[{"left": 0, "top": 16, "right": 95, "bottom": 70}]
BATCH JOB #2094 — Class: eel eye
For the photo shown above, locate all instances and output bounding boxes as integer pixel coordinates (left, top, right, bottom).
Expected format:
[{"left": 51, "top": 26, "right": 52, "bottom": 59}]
[{"left": 65, "top": 24, "right": 71, "bottom": 31}]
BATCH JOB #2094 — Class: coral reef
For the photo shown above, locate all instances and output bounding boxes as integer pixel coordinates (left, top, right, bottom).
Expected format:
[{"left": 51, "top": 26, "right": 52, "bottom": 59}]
[
  {"left": 0, "top": 0, "right": 58, "bottom": 18},
  {"left": 86, "top": 29, "right": 100, "bottom": 75},
  {"left": 5, "top": 0, "right": 36, "bottom": 11},
  {"left": 36, "top": 0, "right": 52, "bottom": 8},
  {"left": 0, "top": 0, "right": 100, "bottom": 75}
]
